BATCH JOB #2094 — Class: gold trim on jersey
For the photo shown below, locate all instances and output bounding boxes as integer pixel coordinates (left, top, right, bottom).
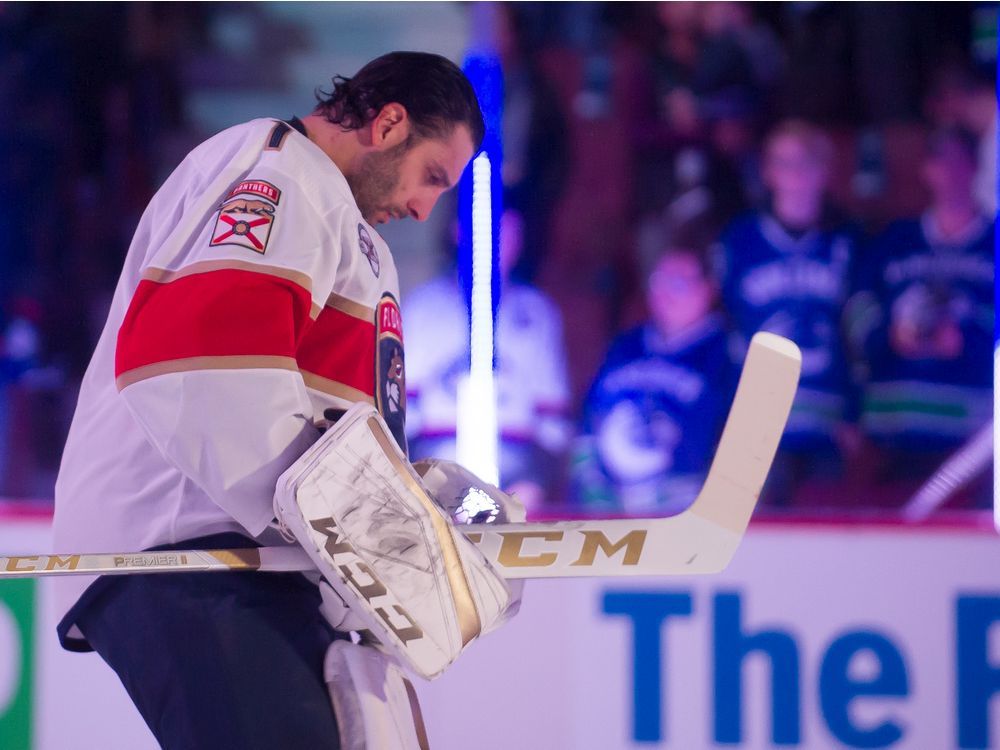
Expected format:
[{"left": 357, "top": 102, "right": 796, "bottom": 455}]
[
  {"left": 300, "top": 372, "right": 375, "bottom": 404},
  {"left": 324, "top": 292, "right": 375, "bottom": 322},
  {"left": 142, "top": 260, "right": 314, "bottom": 294}
]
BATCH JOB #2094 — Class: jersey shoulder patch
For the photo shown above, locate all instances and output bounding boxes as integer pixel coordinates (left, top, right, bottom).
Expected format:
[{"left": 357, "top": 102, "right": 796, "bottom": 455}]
[
  {"left": 210, "top": 180, "right": 282, "bottom": 254},
  {"left": 358, "top": 224, "right": 380, "bottom": 278},
  {"left": 375, "top": 293, "right": 406, "bottom": 452}
]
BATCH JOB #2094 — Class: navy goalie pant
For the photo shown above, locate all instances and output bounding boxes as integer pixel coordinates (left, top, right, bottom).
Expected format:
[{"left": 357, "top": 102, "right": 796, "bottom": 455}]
[{"left": 75, "top": 534, "right": 343, "bottom": 750}]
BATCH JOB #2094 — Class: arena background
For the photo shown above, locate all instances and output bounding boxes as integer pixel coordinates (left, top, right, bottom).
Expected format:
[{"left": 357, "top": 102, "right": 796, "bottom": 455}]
[{"left": 0, "top": 3, "right": 996, "bottom": 749}]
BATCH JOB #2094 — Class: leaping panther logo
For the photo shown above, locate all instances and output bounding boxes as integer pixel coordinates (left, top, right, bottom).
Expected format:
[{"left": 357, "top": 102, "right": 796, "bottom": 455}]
[{"left": 222, "top": 198, "right": 275, "bottom": 217}]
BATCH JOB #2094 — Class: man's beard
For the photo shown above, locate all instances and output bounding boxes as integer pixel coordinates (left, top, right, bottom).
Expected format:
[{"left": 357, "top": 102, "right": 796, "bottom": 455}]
[{"left": 346, "top": 140, "right": 409, "bottom": 224}]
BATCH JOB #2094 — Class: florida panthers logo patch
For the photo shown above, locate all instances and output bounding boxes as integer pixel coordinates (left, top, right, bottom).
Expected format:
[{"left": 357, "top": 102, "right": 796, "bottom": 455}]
[
  {"left": 374, "top": 293, "right": 406, "bottom": 453},
  {"left": 210, "top": 180, "right": 282, "bottom": 254},
  {"left": 359, "top": 224, "right": 380, "bottom": 278}
]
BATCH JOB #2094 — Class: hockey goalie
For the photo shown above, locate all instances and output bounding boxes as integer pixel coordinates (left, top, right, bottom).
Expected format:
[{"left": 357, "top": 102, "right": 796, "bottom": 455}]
[{"left": 49, "top": 52, "right": 510, "bottom": 750}]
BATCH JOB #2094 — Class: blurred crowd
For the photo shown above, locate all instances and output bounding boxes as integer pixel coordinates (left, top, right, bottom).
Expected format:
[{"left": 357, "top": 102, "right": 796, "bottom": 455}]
[
  {"left": 0, "top": 4, "right": 209, "bottom": 497},
  {"left": 0, "top": 3, "right": 995, "bottom": 517},
  {"left": 405, "top": 2, "right": 997, "bottom": 517}
]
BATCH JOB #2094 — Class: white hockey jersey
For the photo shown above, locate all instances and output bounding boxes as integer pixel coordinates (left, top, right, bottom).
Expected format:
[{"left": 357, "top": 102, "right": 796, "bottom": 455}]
[{"left": 53, "top": 118, "right": 406, "bottom": 647}]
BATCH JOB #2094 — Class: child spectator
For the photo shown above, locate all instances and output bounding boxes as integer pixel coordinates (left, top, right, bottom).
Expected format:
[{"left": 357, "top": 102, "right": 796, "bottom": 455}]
[
  {"left": 714, "top": 120, "right": 859, "bottom": 506},
  {"left": 573, "top": 241, "right": 733, "bottom": 515},
  {"left": 846, "top": 127, "right": 993, "bottom": 505},
  {"left": 923, "top": 64, "right": 996, "bottom": 216}
]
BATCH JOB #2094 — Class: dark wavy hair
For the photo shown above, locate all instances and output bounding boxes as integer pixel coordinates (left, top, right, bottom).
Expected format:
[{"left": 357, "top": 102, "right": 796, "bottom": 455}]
[{"left": 315, "top": 52, "right": 485, "bottom": 150}]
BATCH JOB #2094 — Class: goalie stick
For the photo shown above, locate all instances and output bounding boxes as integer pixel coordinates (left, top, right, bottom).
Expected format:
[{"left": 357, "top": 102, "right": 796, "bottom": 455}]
[{"left": 0, "top": 332, "right": 800, "bottom": 580}]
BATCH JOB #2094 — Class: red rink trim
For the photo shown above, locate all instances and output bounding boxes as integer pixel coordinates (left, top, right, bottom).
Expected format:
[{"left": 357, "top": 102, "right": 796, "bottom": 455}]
[
  {"left": 297, "top": 306, "right": 376, "bottom": 397},
  {"left": 116, "top": 268, "right": 314, "bottom": 379},
  {"left": 0, "top": 500, "right": 55, "bottom": 521}
]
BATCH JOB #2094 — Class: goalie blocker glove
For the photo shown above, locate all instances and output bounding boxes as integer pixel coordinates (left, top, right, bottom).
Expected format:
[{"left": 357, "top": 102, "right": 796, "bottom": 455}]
[{"left": 274, "top": 403, "right": 520, "bottom": 679}]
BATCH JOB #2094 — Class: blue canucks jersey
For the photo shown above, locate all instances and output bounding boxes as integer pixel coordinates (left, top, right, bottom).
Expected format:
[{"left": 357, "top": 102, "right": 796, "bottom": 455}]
[
  {"left": 846, "top": 213, "right": 993, "bottom": 452},
  {"left": 716, "top": 212, "right": 857, "bottom": 452},
  {"left": 572, "top": 316, "right": 734, "bottom": 515}
]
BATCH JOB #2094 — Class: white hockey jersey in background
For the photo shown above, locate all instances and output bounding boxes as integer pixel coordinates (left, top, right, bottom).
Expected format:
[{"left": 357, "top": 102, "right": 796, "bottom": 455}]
[
  {"left": 52, "top": 118, "right": 405, "bottom": 644},
  {"left": 403, "top": 275, "right": 570, "bottom": 494}
]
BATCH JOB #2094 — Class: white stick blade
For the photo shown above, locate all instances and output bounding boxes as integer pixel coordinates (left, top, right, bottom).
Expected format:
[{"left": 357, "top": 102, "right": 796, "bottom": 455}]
[{"left": 686, "top": 332, "right": 801, "bottom": 543}]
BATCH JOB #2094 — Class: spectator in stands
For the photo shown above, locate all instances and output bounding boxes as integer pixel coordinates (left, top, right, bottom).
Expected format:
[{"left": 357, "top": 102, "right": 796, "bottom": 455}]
[
  {"left": 496, "top": 3, "right": 570, "bottom": 282},
  {"left": 694, "top": 1, "right": 784, "bottom": 120},
  {"left": 715, "top": 120, "right": 859, "bottom": 506},
  {"left": 923, "top": 64, "right": 996, "bottom": 216},
  {"left": 959, "top": 70, "right": 997, "bottom": 217},
  {"left": 404, "top": 209, "right": 571, "bottom": 514},
  {"left": 627, "top": 4, "right": 774, "bottom": 273},
  {"left": 845, "top": 127, "right": 993, "bottom": 506},
  {"left": 573, "top": 238, "right": 733, "bottom": 515},
  {"left": 632, "top": 86, "right": 758, "bottom": 273},
  {"left": 775, "top": 4, "right": 854, "bottom": 124},
  {"left": 624, "top": 1, "right": 704, "bottom": 224}
]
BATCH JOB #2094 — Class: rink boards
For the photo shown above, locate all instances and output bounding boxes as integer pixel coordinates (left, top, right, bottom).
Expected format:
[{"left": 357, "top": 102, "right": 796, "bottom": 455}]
[{"left": 1, "top": 512, "right": 998, "bottom": 749}]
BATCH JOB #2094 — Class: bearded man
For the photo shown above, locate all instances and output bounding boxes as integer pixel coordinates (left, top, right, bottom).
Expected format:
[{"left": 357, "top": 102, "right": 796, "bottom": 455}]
[{"left": 52, "top": 52, "right": 484, "bottom": 749}]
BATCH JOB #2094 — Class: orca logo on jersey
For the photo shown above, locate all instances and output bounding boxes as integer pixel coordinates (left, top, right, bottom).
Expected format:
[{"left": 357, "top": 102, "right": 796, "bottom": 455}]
[
  {"left": 375, "top": 294, "right": 407, "bottom": 453},
  {"left": 358, "top": 224, "right": 380, "bottom": 277}
]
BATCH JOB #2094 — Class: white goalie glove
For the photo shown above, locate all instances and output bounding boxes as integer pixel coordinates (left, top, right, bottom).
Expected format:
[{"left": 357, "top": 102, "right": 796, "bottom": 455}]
[
  {"left": 274, "top": 402, "right": 522, "bottom": 680},
  {"left": 413, "top": 458, "right": 527, "bottom": 525}
]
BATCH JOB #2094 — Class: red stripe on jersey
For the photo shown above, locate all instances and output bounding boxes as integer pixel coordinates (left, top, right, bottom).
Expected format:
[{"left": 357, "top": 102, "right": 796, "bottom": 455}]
[
  {"left": 116, "top": 268, "right": 314, "bottom": 378},
  {"left": 297, "top": 306, "right": 375, "bottom": 397}
]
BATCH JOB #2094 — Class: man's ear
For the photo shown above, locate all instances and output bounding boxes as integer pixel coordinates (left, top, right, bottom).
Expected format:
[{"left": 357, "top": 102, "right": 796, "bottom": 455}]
[{"left": 370, "top": 103, "right": 410, "bottom": 150}]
